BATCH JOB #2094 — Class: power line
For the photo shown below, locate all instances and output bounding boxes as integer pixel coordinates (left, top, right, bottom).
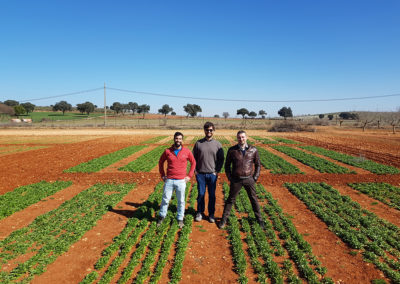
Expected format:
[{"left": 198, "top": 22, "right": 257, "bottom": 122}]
[
  {"left": 12, "top": 86, "right": 400, "bottom": 103},
  {"left": 107, "top": 87, "right": 400, "bottom": 103},
  {"left": 19, "top": 87, "right": 103, "bottom": 103}
]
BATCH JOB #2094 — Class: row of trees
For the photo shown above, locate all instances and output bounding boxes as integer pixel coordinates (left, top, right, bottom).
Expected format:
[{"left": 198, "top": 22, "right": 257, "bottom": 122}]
[
  {"left": 1, "top": 100, "right": 36, "bottom": 116},
  {"left": 0, "top": 99, "right": 293, "bottom": 119}
]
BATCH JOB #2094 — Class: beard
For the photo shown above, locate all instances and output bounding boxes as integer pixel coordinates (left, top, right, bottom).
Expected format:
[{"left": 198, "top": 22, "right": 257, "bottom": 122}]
[{"left": 174, "top": 141, "right": 182, "bottom": 148}]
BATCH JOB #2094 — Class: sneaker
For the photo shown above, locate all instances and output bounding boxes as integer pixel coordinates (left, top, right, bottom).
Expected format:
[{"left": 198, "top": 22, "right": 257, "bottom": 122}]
[
  {"left": 195, "top": 212, "right": 202, "bottom": 222},
  {"left": 178, "top": 220, "right": 184, "bottom": 229},
  {"left": 209, "top": 215, "right": 215, "bottom": 223},
  {"left": 157, "top": 216, "right": 164, "bottom": 227},
  {"left": 218, "top": 219, "right": 227, "bottom": 229}
]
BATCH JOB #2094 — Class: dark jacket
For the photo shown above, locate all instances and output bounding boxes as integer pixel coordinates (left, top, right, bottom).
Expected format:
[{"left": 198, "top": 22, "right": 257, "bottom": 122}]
[{"left": 225, "top": 144, "right": 261, "bottom": 181}]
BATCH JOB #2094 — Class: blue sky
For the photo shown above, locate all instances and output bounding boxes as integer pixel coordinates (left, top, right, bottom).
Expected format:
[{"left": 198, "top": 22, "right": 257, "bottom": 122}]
[{"left": 1, "top": 0, "right": 399, "bottom": 117}]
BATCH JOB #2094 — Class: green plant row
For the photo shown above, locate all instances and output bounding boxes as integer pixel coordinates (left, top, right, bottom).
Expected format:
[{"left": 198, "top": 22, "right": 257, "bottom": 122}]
[
  {"left": 251, "top": 136, "right": 278, "bottom": 144},
  {"left": 215, "top": 136, "right": 231, "bottom": 145},
  {"left": 348, "top": 183, "right": 400, "bottom": 211},
  {"left": 0, "top": 180, "right": 72, "bottom": 220},
  {"left": 134, "top": 183, "right": 196, "bottom": 284},
  {"left": 93, "top": 183, "right": 165, "bottom": 272},
  {"left": 285, "top": 182, "right": 400, "bottom": 283},
  {"left": 300, "top": 146, "right": 400, "bottom": 175},
  {"left": 237, "top": 184, "right": 332, "bottom": 283},
  {"left": 257, "top": 146, "right": 303, "bottom": 174},
  {"left": 256, "top": 185, "right": 332, "bottom": 283},
  {"left": 142, "top": 136, "right": 168, "bottom": 144},
  {"left": 273, "top": 146, "right": 353, "bottom": 174},
  {"left": 80, "top": 182, "right": 195, "bottom": 284},
  {"left": 169, "top": 183, "right": 198, "bottom": 284},
  {"left": 80, "top": 182, "right": 165, "bottom": 283},
  {"left": 223, "top": 183, "right": 248, "bottom": 284},
  {"left": 235, "top": 190, "right": 283, "bottom": 283},
  {"left": 219, "top": 146, "right": 230, "bottom": 173},
  {"left": 119, "top": 145, "right": 168, "bottom": 172},
  {"left": 271, "top": 137, "right": 300, "bottom": 144},
  {"left": 148, "top": 221, "right": 180, "bottom": 284},
  {"left": 65, "top": 145, "right": 147, "bottom": 173},
  {"left": 0, "top": 183, "right": 135, "bottom": 283},
  {"left": 191, "top": 136, "right": 203, "bottom": 144}
]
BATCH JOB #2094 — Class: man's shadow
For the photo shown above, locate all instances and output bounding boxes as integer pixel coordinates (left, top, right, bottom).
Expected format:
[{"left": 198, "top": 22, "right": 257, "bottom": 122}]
[{"left": 108, "top": 201, "right": 179, "bottom": 220}]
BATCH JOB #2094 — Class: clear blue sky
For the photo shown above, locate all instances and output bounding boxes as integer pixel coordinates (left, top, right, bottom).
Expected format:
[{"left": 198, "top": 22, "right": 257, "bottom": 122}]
[{"left": 1, "top": 0, "right": 399, "bottom": 117}]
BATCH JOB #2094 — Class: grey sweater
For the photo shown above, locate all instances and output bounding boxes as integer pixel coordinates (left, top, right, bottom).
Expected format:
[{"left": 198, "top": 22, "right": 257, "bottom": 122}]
[{"left": 192, "top": 138, "right": 224, "bottom": 173}]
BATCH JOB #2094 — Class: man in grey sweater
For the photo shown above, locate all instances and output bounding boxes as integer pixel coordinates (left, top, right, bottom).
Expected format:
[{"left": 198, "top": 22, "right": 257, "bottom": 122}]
[{"left": 192, "top": 122, "right": 224, "bottom": 223}]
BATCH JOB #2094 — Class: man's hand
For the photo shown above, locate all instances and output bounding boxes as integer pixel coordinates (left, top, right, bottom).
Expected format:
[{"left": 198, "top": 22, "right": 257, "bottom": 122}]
[
  {"left": 184, "top": 176, "right": 190, "bottom": 183},
  {"left": 162, "top": 176, "right": 167, "bottom": 182}
]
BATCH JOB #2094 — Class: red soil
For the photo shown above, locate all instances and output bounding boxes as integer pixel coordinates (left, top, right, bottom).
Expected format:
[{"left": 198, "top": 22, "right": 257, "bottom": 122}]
[{"left": 0, "top": 128, "right": 398, "bottom": 283}]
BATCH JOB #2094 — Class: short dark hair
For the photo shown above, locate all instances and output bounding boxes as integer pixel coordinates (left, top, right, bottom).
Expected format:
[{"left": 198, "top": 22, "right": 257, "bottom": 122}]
[
  {"left": 203, "top": 121, "right": 215, "bottom": 130},
  {"left": 174, "top": 132, "right": 184, "bottom": 139},
  {"left": 237, "top": 130, "right": 246, "bottom": 136}
]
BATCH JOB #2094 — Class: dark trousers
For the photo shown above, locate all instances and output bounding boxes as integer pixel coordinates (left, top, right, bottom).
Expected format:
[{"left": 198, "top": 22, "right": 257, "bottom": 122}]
[
  {"left": 221, "top": 177, "right": 262, "bottom": 222},
  {"left": 195, "top": 173, "right": 217, "bottom": 216}
]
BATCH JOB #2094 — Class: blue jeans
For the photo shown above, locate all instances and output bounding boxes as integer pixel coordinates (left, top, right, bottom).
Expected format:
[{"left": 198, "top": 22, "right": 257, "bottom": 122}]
[
  {"left": 195, "top": 173, "right": 217, "bottom": 216},
  {"left": 159, "top": 179, "right": 186, "bottom": 221}
]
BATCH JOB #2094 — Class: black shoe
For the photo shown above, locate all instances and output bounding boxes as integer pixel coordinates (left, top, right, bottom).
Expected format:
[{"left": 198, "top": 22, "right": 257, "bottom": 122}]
[
  {"left": 157, "top": 216, "right": 164, "bottom": 227},
  {"left": 218, "top": 219, "right": 227, "bottom": 229},
  {"left": 258, "top": 220, "right": 265, "bottom": 230}
]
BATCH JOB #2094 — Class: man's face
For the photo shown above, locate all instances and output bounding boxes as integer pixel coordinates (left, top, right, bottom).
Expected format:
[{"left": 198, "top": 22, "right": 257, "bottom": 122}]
[
  {"left": 237, "top": 133, "right": 247, "bottom": 146},
  {"left": 174, "top": 135, "right": 183, "bottom": 148},
  {"left": 204, "top": 127, "right": 214, "bottom": 138}
]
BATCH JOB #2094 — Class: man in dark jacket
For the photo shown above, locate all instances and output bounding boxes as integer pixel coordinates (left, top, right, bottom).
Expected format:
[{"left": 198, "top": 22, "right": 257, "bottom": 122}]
[{"left": 219, "top": 130, "right": 264, "bottom": 229}]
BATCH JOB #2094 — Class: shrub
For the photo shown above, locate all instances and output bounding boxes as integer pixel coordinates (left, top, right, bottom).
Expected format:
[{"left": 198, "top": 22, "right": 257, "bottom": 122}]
[{"left": 269, "top": 121, "right": 315, "bottom": 132}]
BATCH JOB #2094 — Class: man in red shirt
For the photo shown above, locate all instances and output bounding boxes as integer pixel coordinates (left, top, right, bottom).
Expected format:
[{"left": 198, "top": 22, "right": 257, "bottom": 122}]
[{"left": 158, "top": 132, "right": 196, "bottom": 228}]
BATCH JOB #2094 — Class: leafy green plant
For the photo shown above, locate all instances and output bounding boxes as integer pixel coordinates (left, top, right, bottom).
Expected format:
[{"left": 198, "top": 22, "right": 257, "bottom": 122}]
[
  {"left": 271, "top": 137, "right": 300, "bottom": 144},
  {"left": 285, "top": 182, "right": 400, "bottom": 283},
  {"left": 142, "top": 136, "right": 168, "bottom": 144},
  {"left": 348, "top": 183, "right": 400, "bottom": 210},
  {"left": 0, "top": 181, "right": 72, "bottom": 220},
  {"left": 301, "top": 145, "right": 399, "bottom": 174},
  {"left": 65, "top": 145, "right": 147, "bottom": 173},
  {"left": 0, "top": 183, "right": 135, "bottom": 283},
  {"left": 257, "top": 146, "right": 302, "bottom": 174},
  {"left": 251, "top": 136, "right": 279, "bottom": 144},
  {"left": 119, "top": 145, "right": 167, "bottom": 172},
  {"left": 273, "top": 145, "right": 353, "bottom": 173}
]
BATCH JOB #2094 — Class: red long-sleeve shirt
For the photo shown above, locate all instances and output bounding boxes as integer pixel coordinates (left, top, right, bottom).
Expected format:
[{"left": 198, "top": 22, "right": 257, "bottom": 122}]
[{"left": 159, "top": 146, "right": 196, "bottom": 179}]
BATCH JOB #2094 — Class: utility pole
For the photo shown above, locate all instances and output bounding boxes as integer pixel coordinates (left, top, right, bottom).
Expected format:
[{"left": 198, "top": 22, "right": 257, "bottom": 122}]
[{"left": 104, "top": 82, "right": 107, "bottom": 126}]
